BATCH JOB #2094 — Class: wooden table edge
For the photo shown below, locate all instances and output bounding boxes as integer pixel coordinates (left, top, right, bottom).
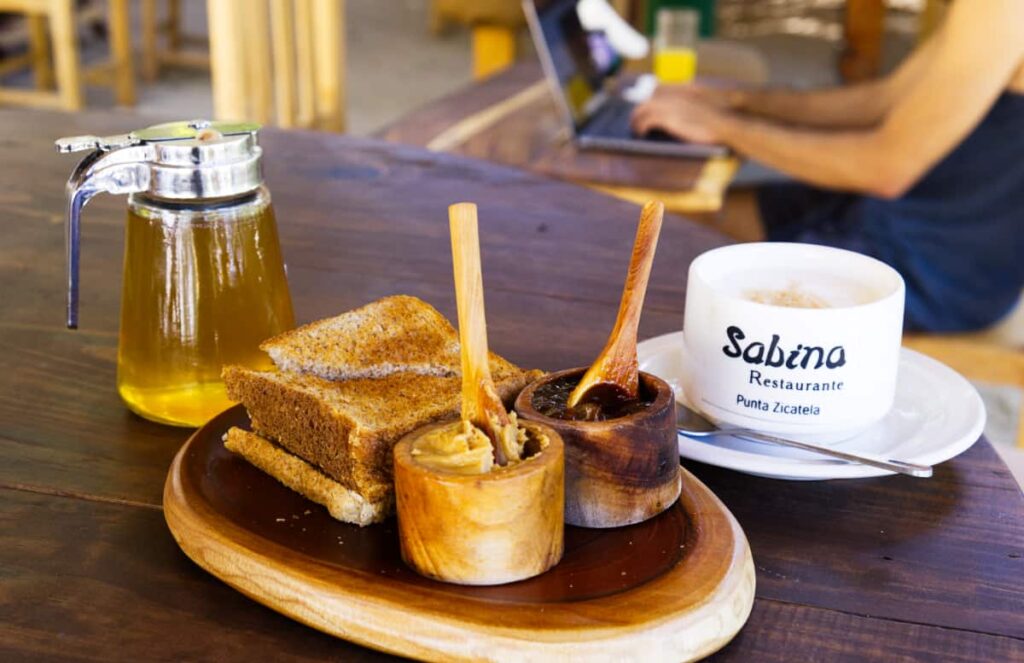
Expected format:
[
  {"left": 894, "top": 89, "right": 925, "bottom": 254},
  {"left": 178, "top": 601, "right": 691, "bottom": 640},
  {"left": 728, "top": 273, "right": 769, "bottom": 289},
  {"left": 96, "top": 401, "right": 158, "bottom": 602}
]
[
  {"left": 586, "top": 156, "right": 741, "bottom": 214},
  {"left": 423, "top": 80, "right": 552, "bottom": 153}
]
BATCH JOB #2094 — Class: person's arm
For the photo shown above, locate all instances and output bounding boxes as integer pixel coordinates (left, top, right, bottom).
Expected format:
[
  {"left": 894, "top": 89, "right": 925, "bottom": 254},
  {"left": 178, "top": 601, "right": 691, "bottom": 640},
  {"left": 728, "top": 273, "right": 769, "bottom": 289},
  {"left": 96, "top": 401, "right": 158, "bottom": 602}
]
[
  {"left": 632, "top": 0, "right": 1024, "bottom": 198},
  {"left": 662, "top": 34, "right": 938, "bottom": 129},
  {"left": 731, "top": 35, "right": 939, "bottom": 128}
]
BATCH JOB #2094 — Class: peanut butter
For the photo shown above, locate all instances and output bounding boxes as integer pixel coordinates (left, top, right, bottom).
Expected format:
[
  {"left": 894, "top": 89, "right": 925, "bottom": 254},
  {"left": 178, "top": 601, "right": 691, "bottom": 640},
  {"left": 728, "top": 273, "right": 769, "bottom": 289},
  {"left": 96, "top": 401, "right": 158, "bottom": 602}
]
[{"left": 410, "top": 415, "right": 545, "bottom": 475}]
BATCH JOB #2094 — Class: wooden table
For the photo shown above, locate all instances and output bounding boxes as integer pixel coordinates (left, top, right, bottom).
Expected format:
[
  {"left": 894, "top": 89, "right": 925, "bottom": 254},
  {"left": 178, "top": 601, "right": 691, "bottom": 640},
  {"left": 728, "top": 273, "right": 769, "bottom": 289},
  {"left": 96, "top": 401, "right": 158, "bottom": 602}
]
[
  {"left": 1, "top": 109, "right": 1022, "bottom": 661},
  {"left": 379, "top": 62, "right": 739, "bottom": 213}
]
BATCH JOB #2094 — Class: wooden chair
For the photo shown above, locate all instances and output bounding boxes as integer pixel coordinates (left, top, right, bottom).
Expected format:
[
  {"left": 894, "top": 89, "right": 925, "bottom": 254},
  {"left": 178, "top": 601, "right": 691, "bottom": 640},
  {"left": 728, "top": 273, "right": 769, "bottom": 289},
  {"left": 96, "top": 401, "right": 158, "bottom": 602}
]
[
  {"left": 206, "top": 0, "right": 345, "bottom": 131},
  {"left": 0, "top": 0, "right": 134, "bottom": 110},
  {"left": 139, "top": 0, "right": 209, "bottom": 81}
]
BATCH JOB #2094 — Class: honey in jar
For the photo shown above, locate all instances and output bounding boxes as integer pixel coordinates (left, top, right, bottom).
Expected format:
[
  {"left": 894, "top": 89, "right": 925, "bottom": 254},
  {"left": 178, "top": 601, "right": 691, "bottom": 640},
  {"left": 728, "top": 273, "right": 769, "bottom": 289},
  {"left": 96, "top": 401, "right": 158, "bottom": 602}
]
[
  {"left": 118, "top": 188, "right": 294, "bottom": 426},
  {"left": 57, "top": 120, "right": 295, "bottom": 427}
]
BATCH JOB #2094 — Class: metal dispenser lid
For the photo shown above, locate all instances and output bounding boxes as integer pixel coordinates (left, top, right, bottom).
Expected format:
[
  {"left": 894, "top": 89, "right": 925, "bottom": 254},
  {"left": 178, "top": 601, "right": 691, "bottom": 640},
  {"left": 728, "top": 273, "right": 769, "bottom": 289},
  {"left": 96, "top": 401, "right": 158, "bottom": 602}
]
[
  {"left": 56, "top": 119, "right": 264, "bottom": 200},
  {"left": 56, "top": 120, "right": 264, "bottom": 329}
]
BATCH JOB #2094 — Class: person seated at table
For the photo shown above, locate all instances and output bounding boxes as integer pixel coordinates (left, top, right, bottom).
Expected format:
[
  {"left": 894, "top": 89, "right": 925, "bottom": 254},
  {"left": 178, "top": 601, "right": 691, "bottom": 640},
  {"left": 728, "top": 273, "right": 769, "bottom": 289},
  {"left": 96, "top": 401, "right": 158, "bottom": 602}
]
[{"left": 630, "top": 0, "right": 1024, "bottom": 333}]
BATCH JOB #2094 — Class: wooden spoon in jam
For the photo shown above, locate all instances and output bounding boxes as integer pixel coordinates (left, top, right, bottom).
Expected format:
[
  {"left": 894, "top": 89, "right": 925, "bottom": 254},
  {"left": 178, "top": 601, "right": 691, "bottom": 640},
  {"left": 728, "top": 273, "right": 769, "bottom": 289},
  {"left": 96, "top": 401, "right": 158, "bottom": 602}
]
[{"left": 567, "top": 201, "right": 664, "bottom": 411}]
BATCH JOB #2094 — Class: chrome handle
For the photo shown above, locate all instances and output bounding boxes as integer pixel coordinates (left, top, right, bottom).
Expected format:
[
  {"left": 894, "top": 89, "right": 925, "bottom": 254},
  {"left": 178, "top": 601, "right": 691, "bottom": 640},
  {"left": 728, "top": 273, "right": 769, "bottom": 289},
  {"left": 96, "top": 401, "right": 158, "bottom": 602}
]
[{"left": 58, "top": 143, "right": 153, "bottom": 329}]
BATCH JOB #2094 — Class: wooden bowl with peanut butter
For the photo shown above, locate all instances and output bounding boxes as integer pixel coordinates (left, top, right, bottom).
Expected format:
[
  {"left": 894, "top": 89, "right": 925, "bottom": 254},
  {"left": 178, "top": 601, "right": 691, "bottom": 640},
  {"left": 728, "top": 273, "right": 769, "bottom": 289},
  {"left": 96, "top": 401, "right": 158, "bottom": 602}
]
[{"left": 393, "top": 418, "right": 564, "bottom": 585}]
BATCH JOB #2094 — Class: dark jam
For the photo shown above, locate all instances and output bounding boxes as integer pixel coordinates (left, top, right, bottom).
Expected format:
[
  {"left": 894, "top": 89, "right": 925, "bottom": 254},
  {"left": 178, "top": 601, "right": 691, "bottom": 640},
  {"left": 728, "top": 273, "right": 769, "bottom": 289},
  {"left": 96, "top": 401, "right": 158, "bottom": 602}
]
[{"left": 532, "top": 374, "right": 656, "bottom": 422}]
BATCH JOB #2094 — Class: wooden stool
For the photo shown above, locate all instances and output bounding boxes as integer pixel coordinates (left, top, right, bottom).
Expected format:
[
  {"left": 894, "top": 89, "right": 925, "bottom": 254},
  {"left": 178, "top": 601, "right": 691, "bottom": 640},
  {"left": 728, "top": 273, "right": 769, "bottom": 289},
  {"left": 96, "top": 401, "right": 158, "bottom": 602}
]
[
  {"left": 430, "top": 0, "right": 523, "bottom": 80},
  {"left": 140, "top": 0, "right": 210, "bottom": 80},
  {"left": 431, "top": 0, "right": 637, "bottom": 81},
  {"left": 0, "top": 0, "right": 134, "bottom": 110},
  {"left": 840, "top": 0, "right": 885, "bottom": 82},
  {"left": 207, "top": 0, "right": 345, "bottom": 131}
]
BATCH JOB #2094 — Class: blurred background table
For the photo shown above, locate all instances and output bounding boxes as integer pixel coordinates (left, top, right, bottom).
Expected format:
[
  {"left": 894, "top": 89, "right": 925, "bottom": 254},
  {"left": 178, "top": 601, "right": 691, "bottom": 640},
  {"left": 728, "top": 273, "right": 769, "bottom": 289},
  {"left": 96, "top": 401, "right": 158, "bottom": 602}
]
[
  {"left": 380, "top": 62, "right": 740, "bottom": 214},
  {"left": 0, "top": 108, "right": 1022, "bottom": 661}
]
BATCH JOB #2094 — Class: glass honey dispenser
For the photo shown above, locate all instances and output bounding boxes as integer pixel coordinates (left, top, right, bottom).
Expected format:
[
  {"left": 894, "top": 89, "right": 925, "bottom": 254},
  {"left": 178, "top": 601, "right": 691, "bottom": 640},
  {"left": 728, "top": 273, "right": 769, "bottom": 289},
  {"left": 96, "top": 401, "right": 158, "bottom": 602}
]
[{"left": 56, "top": 120, "right": 295, "bottom": 427}]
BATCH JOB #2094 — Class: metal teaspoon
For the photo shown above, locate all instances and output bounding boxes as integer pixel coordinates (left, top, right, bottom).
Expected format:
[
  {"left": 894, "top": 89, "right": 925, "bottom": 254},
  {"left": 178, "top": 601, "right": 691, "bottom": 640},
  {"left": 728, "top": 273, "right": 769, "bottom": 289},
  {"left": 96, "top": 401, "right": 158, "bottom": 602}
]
[{"left": 676, "top": 402, "right": 933, "bottom": 478}]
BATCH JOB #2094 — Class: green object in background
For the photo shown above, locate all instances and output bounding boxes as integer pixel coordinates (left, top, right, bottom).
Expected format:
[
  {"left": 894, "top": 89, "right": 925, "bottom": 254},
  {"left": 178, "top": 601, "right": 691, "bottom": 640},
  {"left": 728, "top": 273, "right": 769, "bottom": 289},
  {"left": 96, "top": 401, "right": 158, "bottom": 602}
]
[{"left": 645, "top": 0, "right": 715, "bottom": 38}]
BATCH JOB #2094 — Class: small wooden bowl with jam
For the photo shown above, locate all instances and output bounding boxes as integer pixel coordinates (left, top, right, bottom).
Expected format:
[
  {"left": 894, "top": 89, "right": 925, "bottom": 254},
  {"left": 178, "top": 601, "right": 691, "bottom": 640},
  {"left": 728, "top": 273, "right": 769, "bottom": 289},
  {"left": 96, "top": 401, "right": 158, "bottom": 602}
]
[{"left": 515, "top": 367, "right": 680, "bottom": 529}]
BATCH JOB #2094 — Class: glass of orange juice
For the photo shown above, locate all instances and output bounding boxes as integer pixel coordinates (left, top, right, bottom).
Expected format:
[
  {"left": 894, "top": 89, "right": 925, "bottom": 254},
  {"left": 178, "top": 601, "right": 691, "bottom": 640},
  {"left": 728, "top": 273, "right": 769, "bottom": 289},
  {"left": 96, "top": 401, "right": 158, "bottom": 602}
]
[{"left": 653, "top": 8, "right": 698, "bottom": 85}]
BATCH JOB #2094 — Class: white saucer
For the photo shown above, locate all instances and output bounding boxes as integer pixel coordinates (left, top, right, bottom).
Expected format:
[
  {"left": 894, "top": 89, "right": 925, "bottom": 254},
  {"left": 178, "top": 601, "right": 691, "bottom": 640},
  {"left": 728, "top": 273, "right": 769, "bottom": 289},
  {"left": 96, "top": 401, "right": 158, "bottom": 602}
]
[{"left": 638, "top": 331, "right": 986, "bottom": 480}]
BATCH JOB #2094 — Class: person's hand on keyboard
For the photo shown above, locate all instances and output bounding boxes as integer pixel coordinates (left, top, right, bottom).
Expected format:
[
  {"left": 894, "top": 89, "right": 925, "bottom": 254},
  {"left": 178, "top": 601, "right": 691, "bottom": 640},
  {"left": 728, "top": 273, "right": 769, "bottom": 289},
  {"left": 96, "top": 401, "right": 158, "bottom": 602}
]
[{"left": 631, "top": 86, "right": 731, "bottom": 144}]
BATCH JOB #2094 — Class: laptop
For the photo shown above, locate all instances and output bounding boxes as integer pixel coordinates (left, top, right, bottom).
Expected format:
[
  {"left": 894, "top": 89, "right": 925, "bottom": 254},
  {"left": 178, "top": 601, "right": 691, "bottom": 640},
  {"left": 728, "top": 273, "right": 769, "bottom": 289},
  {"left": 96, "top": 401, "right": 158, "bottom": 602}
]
[{"left": 523, "top": 0, "right": 727, "bottom": 158}]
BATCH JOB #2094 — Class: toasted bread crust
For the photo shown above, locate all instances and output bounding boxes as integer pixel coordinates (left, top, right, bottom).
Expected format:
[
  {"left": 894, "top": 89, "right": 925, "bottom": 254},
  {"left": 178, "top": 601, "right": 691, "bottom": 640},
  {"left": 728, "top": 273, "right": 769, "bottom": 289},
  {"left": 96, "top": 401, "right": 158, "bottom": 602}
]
[
  {"left": 223, "top": 365, "right": 541, "bottom": 507},
  {"left": 260, "top": 295, "right": 522, "bottom": 381},
  {"left": 224, "top": 428, "right": 390, "bottom": 526},
  {"left": 261, "top": 295, "right": 457, "bottom": 378}
]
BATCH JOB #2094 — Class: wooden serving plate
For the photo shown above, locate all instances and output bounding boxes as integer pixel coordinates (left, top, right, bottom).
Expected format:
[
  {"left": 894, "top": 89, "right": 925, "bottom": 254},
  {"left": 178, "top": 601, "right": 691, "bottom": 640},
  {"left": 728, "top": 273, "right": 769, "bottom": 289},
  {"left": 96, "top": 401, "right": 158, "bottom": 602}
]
[{"left": 164, "top": 405, "right": 756, "bottom": 662}]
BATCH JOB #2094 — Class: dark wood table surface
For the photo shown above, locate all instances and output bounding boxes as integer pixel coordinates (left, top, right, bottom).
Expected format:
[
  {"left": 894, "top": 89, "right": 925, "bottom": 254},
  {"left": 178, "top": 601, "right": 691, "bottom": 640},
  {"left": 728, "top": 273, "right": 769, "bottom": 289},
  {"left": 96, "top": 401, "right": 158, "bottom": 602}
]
[{"left": 1, "top": 109, "right": 1022, "bottom": 661}]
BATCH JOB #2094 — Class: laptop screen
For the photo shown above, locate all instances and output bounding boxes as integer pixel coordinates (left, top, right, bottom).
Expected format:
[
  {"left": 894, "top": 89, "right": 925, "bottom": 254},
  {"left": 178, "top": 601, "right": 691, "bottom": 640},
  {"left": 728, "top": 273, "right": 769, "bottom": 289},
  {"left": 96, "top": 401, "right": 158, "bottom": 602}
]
[{"left": 528, "top": 0, "right": 623, "bottom": 126}]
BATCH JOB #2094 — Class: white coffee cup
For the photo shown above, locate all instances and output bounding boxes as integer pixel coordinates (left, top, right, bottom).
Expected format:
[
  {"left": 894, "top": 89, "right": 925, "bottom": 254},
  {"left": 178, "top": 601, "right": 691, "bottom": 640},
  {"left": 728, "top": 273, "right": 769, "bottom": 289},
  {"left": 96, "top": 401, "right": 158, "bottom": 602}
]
[{"left": 681, "top": 243, "right": 905, "bottom": 442}]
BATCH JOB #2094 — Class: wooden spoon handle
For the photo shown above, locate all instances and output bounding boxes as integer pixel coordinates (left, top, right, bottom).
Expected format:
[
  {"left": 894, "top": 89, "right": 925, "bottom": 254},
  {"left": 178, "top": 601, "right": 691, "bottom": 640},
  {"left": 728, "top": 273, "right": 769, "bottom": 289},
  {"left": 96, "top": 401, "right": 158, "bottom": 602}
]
[
  {"left": 449, "top": 202, "right": 491, "bottom": 412},
  {"left": 568, "top": 201, "right": 664, "bottom": 407},
  {"left": 608, "top": 200, "right": 664, "bottom": 359},
  {"left": 449, "top": 202, "right": 513, "bottom": 465}
]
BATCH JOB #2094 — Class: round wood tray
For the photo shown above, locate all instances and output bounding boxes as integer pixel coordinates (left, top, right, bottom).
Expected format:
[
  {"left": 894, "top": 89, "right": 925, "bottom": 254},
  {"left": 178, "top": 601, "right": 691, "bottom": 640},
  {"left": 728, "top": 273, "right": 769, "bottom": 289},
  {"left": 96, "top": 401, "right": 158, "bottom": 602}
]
[{"left": 164, "top": 405, "right": 755, "bottom": 662}]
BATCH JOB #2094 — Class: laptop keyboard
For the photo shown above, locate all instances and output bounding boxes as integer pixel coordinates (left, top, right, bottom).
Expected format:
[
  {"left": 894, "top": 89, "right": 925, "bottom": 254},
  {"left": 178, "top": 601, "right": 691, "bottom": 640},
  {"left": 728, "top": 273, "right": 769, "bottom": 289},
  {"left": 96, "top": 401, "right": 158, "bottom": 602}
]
[{"left": 582, "top": 98, "right": 636, "bottom": 139}]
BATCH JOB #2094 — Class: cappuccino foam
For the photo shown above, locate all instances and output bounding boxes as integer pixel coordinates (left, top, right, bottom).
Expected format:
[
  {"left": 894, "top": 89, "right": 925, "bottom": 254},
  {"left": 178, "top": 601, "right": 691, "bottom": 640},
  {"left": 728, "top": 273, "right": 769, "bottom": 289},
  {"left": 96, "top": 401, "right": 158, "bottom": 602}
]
[
  {"left": 745, "top": 287, "right": 829, "bottom": 309},
  {"left": 717, "top": 270, "right": 881, "bottom": 309}
]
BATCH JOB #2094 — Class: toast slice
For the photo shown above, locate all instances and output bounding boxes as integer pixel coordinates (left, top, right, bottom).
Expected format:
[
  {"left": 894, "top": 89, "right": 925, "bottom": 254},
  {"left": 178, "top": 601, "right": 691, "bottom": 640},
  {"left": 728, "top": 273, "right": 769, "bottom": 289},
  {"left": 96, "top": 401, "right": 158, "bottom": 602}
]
[
  {"left": 260, "top": 295, "right": 521, "bottom": 380},
  {"left": 224, "top": 428, "right": 390, "bottom": 526},
  {"left": 223, "top": 364, "right": 541, "bottom": 514}
]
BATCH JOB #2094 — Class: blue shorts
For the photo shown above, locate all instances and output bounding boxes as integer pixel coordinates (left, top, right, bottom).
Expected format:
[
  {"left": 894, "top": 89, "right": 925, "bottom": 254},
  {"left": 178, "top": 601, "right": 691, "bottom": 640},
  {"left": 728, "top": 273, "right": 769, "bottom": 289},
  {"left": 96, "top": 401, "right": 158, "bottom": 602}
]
[
  {"left": 756, "top": 183, "right": 871, "bottom": 253},
  {"left": 755, "top": 183, "right": 1019, "bottom": 332}
]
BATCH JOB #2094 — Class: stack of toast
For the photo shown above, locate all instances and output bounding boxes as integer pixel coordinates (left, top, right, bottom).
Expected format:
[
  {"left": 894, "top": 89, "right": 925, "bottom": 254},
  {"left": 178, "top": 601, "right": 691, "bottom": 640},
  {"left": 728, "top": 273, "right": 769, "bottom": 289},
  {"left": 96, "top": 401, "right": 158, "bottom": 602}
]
[{"left": 223, "top": 295, "right": 541, "bottom": 526}]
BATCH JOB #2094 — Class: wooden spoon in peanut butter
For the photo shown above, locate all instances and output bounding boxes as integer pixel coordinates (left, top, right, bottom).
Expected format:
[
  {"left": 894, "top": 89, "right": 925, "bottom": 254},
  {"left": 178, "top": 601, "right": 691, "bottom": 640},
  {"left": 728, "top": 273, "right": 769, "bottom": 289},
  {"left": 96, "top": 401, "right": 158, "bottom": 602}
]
[
  {"left": 449, "top": 202, "right": 521, "bottom": 466},
  {"left": 567, "top": 201, "right": 664, "bottom": 411}
]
